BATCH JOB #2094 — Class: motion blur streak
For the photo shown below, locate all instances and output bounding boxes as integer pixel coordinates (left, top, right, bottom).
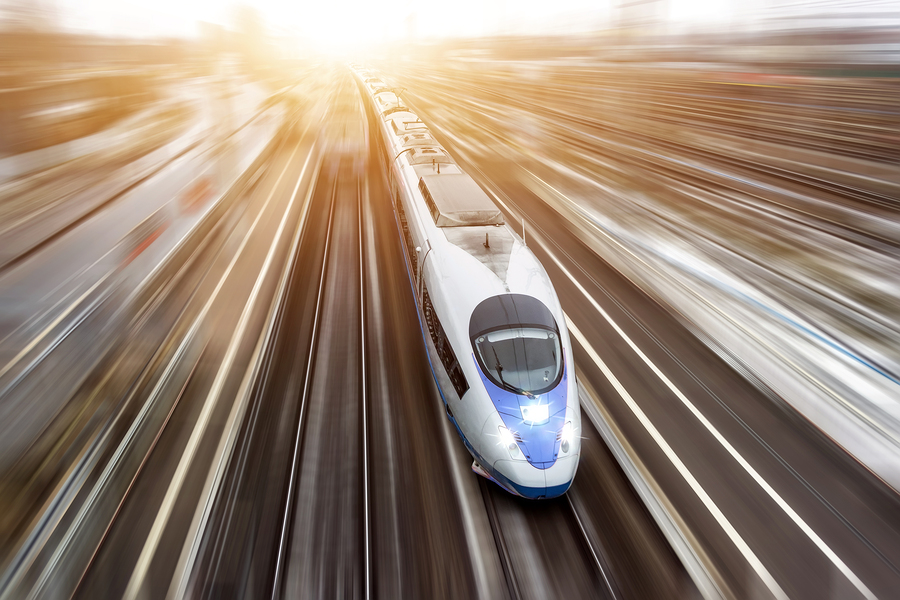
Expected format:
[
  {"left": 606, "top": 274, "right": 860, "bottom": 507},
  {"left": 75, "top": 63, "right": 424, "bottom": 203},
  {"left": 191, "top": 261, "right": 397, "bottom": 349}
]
[
  {"left": 123, "top": 138, "right": 312, "bottom": 600},
  {"left": 3, "top": 3, "right": 900, "bottom": 600}
]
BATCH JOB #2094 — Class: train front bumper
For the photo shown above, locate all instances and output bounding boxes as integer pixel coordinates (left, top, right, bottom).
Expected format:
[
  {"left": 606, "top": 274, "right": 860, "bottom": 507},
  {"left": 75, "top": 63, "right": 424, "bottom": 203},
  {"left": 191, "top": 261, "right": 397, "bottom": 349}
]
[{"left": 491, "top": 454, "right": 579, "bottom": 499}]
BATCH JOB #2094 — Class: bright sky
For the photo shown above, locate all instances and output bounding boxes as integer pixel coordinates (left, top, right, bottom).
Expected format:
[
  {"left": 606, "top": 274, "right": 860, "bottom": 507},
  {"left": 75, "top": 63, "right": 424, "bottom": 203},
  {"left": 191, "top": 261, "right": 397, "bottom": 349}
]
[
  {"left": 57, "top": 0, "right": 741, "bottom": 48},
  {"left": 60, "top": 0, "right": 400, "bottom": 44}
]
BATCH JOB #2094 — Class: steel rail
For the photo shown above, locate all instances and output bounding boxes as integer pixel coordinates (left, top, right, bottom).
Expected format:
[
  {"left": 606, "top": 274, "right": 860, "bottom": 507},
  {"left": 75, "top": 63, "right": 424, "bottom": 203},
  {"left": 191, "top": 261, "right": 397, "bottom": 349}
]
[
  {"left": 565, "top": 494, "right": 619, "bottom": 599},
  {"left": 479, "top": 481, "right": 521, "bottom": 600},
  {"left": 66, "top": 345, "right": 207, "bottom": 598},
  {"left": 270, "top": 179, "right": 337, "bottom": 599},
  {"left": 166, "top": 138, "right": 322, "bottom": 600},
  {"left": 358, "top": 171, "right": 372, "bottom": 600}
]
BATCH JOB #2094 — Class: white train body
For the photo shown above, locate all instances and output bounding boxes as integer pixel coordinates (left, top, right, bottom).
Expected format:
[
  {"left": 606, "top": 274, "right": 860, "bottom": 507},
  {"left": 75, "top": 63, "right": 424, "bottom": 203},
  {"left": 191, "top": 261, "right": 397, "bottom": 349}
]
[{"left": 353, "top": 67, "right": 582, "bottom": 498}]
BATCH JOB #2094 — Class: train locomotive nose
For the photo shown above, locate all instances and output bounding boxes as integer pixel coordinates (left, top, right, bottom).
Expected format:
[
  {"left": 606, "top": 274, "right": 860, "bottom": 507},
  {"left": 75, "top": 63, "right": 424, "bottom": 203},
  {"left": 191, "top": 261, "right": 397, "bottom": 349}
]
[{"left": 467, "top": 293, "right": 581, "bottom": 498}]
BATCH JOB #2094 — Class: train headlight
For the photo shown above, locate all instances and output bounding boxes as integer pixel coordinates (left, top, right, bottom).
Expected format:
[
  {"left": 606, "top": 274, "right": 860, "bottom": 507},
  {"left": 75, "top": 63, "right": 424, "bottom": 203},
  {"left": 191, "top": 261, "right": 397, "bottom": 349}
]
[
  {"left": 520, "top": 404, "right": 549, "bottom": 425},
  {"left": 498, "top": 426, "right": 515, "bottom": 446},
  {"left": 498, "top": 426, "right": 520, "bottom": 457},
  {"left": 560, "top": 421, "right": 574, "bottom": 453}
]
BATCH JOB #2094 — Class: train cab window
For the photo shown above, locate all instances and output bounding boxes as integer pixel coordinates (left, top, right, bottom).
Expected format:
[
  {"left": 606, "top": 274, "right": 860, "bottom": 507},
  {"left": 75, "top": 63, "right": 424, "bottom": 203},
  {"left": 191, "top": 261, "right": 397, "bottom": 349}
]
[
  {"left": 470, "top": 294, "right": 564, "bottom": 396},
  {"left": 474, "top": 329, "right": 561, "bottom": 396}
]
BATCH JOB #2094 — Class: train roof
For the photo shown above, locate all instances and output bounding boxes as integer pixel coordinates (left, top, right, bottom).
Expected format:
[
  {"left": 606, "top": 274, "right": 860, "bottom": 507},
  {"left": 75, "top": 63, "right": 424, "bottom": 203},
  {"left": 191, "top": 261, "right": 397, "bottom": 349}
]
[
  {"left": 418, "top": 174, "right": 505, "bottom": 228},
  {"left": 381, "top": 105, "right": 410, "bottom": 118},
  {"left": 384, "top": 109, "right": 418, "bottom": 123},
  {"left": 374, "top": 94, "right": 399, "bottom": 111},
  {"left": 408, "top": 147, "right": 455, "bottom": 165},
  {"left": 400, "top": 131, "right": 439, "bottom": 147},
  {"left": 389, "top": 117, "right": 428, "bottom": 135}
]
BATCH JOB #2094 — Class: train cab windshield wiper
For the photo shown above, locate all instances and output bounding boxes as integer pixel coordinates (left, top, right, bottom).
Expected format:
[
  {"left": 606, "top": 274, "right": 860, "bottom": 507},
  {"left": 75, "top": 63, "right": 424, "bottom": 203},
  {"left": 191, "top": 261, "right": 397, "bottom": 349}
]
[{"left": 491, "top": 347, "right": 534, "bottom": 398}]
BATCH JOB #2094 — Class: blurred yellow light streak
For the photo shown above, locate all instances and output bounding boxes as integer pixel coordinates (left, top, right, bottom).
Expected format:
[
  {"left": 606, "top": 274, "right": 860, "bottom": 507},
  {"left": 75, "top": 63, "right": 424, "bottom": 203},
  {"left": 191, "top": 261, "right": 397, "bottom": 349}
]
[
  {"left": 0, "top": 274, "right": 111, "bottom": 382},
  {"left": 165, "top": 146, "right": 323, "bottom": 600},
  {"left": 122, "top": 138, "right": 310, "bottom": 600},
  {"left": 566, "top": 317, "right": 788, "bottom": 600},
  {"left": 701, "top": 81, "right": 786, "bottom": 88}
]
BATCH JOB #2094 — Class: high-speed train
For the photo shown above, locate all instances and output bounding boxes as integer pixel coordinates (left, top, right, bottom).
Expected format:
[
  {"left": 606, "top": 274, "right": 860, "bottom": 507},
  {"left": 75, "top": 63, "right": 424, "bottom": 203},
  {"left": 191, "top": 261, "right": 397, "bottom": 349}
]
[{"left": 351, "top": 65, "right": 582, "bottom": 499}]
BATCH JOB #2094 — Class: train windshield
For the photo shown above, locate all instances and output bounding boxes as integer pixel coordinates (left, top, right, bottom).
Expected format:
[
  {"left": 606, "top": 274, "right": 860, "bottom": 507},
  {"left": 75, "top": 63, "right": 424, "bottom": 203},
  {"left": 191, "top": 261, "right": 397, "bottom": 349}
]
[
  {"left": 469, "top": 294, "right": 564, "bottom": 396},
  {"left": 473, "top": 328, "right": 562, "bottom": 396}
]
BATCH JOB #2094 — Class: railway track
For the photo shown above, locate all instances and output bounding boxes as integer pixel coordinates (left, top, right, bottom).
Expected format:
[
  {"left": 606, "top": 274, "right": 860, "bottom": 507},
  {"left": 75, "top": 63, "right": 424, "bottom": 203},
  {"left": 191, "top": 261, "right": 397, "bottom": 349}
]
[
  {"left": 479, "top": 478, "right": 619, "bottom": 600},
  {"left": 271, "top": 146, "right": 372, "bottom": 597},
  {"left": 1, "top": 116, "right": 323, "bottom": 600},
  {"left": 553, "top": 123, "right": 900, "bottom": 251},
  {"left": 270, "top": 177, "right": 338, "bottom": 598},
  {"left": 0, "top": 126, "right": 316, "bottom": 599},
  {"left": 179, "top": 76, "right": 375, "bottom": 600},
  {"left": 411, "top": 74, "right": 899, "bottom": 247},
  {"left": 409, "top": 68, "right": 900, "bottom": 164},
  {"left": 0, "top": 129, "right": 292, "bottom": 594},
  {"left": 358, "top": 175, "right": 373, "bottom": 600}
]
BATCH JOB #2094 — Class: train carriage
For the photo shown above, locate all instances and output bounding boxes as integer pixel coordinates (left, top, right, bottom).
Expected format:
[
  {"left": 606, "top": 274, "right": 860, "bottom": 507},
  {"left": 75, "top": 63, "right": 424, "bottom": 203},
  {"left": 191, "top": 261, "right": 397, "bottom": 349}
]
[{"left": 353, "top": 66, "right": 582, "bottom": 498}]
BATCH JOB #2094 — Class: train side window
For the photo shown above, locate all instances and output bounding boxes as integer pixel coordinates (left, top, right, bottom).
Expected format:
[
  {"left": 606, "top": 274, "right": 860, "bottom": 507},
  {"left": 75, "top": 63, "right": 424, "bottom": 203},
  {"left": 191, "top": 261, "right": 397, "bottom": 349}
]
[
  {"left": 395, "top": 192, "right": 417, "bottom": 273},
  {"left": 418, "top": 178, "right": 440, "bottom": 223},
  {"left": 423, "top": 287, "right": 469, "bottom": 398}
]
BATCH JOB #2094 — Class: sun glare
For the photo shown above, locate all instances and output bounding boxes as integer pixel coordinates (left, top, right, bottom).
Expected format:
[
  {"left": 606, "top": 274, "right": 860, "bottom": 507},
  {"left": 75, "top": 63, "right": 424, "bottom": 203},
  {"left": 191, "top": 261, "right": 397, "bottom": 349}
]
[
  {"left": 60, "top": 0, "right": 737, "bottom": 51},
  {"left": 298, "top": 0, "right": 393, "bottom": 55}
]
